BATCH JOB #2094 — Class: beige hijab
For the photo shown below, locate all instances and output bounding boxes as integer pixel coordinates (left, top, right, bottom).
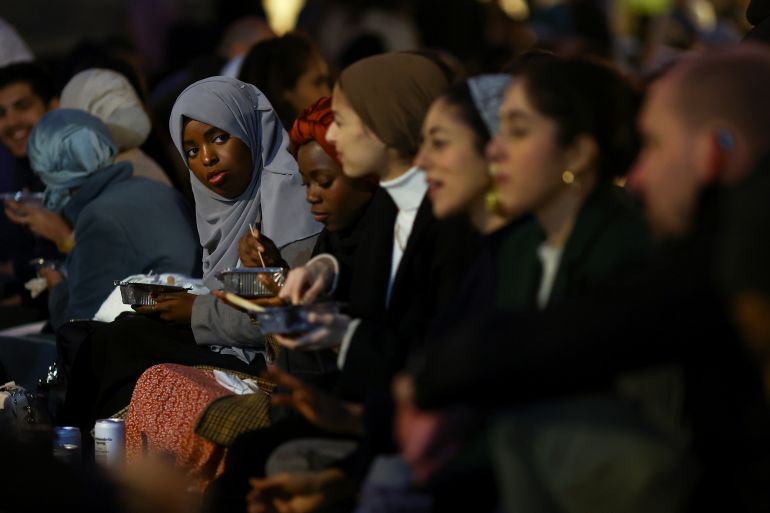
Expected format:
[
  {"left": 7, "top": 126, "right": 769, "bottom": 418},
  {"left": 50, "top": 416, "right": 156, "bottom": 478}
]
[
  {"left": 61, "top": 68, "right": 171, "bottom": 186},
  {"left": 61, "top": 68, "right": 150, "bottom": 151},
  {"left": 338, "top": 53, "right": 450, "bottom": 158}
]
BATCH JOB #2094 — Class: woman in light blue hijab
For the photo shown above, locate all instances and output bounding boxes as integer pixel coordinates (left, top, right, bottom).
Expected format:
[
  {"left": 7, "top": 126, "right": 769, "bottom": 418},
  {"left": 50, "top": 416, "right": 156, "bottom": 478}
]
[
  {"left": 60, "top": 78, "right": 324, "bottom": 430},
  {"left": 166, "top": 76, "right": 321, "bottom": 351},
  {"left": 27, "top": 108, "right": 199, "bottom": 328},
  {"left": 169, "top": 76, "right": 322, "bottom": 289},
  {"left": 31, "top": 108, "right": 129, "bottom": 212}
]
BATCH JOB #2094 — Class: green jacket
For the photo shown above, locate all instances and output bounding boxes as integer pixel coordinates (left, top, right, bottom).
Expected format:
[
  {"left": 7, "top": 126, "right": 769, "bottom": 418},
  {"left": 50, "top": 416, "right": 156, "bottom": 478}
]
[{"left": 497, "top": 183, "right": 651, "bottom": 311}]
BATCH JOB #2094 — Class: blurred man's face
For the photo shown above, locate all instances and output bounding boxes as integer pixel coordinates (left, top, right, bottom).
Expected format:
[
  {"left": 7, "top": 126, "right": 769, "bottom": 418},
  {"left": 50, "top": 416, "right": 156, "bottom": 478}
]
[
  {"left": 627, "top": 78, "right": 702, "bottom": 238},
  {"left": 0, "top": 82, "right": 48, "bottom": 158}
]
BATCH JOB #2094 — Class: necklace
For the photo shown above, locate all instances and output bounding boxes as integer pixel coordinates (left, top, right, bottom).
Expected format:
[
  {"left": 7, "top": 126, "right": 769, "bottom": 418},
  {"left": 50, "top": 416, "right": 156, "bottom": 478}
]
[{"left": 394, "top": 223, "right": 406, "bottom": 251}]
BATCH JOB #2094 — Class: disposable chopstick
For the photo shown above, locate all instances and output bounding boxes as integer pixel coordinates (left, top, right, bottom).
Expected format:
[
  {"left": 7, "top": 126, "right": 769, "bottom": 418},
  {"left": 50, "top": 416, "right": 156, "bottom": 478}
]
[
  {"left": 249, "top": 223, "right": 267, "bottom": 268},
  {"left": 223, "top": 292, "right": 266, "bottom": 313}
]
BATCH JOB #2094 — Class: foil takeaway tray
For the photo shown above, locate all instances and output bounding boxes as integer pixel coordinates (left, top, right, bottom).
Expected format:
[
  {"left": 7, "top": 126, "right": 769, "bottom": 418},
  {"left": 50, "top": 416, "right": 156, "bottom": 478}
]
[
  {"left": 216, "top": 267, "right": 286, "bottom": 298},
  {"left": 115, "top": 281, "right": 189, "bottom": 306}
]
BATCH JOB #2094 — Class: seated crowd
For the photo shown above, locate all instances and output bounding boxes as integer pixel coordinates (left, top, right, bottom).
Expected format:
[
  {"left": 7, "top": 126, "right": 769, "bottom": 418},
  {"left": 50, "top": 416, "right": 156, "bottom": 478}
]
[{"left": 2, "top": 7, "right": 770, "bottom": 513}]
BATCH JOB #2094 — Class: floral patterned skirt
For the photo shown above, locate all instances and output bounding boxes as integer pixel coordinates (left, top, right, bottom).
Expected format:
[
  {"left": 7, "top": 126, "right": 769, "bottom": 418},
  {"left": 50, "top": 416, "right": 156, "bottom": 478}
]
[{"left": 125, "top": 363, "right": 272, "bottom": 491}]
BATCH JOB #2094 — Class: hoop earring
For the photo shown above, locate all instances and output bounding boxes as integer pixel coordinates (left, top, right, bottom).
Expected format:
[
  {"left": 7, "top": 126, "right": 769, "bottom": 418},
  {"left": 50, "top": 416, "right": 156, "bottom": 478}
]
[{"left": 486, "top": 186, "right": 502, "bottom": 215}]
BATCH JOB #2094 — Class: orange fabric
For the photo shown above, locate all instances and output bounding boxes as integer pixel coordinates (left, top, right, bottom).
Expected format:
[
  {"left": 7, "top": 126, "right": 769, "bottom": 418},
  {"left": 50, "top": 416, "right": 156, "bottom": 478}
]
[
  {"left": 288, "top": 96, "right": 339, "bottom": 163},
  {"left": 125, "top": 364, "right": 232, "bottom": 491}
]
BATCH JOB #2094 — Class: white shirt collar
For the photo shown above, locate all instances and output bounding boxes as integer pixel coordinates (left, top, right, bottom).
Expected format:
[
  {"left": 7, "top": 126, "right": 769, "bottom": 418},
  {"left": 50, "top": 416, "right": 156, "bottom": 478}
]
[{"left": 380, "top": 166, "right": 427, "bottom": 213}]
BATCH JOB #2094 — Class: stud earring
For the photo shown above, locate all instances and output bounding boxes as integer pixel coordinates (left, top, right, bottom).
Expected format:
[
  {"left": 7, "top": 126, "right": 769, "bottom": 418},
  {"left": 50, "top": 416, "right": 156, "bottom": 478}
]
[{"left": 562, "top": 170, "right": 581, "bottom": 190}]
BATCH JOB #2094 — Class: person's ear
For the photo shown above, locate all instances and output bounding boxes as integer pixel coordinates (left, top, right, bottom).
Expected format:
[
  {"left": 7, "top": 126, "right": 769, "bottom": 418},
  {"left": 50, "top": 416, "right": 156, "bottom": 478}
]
[
  {"left": 694, "top": 127, "right": 733, "bottom": 185},
  {"left": 565, "top": 134, "right": 598, "bottom": 177},
  {"left": 716, "top": 129, "right": 735, "bottom": 152},
  {"left": 733, "top": 290, "right": 770, "bottom": 359},
  {"left": 47, "top": 96, "right": 59, "bottom": 111}
]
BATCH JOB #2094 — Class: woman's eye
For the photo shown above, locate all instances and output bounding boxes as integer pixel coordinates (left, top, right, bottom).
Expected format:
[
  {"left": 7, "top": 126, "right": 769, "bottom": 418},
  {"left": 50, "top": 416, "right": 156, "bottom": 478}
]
[
  {"left": 213, "top": 133, "right": 230, "bottom": 144},
  {"left": 507, "top": 126, "right": 528, "bottom": 138},
  {"left": 185, "top": 147, "right": 199, "bottom": 159},
  {"left": 431, "top": 139, "right": 447, "bottom": 150},
  {"left": 318, "top": 180, "right": 333, "bottom": 188}
]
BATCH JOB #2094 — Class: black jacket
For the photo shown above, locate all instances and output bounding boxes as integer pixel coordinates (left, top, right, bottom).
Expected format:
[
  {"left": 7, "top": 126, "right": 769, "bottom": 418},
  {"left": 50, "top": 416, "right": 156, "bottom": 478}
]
[
  {"left": 336, "top": 188, "right": 477, "bottom": 401},
  {"left": 413, "top": 189, "right": 770, "bottom": 513},
  {"left": 745, "top": 0, "right": 770, "bottom": 44}
]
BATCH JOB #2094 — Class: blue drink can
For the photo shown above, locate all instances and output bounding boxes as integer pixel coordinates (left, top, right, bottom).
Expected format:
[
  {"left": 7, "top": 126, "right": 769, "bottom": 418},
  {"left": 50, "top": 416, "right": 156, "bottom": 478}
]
[
  {"left": 54, "top": 426, "right": 81, "bottom": 448},
  {"left": 53, "top": 426, "right": 81, "bottom": 465}
]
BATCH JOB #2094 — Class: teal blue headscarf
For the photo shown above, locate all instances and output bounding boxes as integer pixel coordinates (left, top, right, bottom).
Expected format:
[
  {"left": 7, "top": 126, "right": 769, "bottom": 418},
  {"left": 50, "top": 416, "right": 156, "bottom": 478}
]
[{"left": 27, "top": 108, "right": 123, "bottom": 212}]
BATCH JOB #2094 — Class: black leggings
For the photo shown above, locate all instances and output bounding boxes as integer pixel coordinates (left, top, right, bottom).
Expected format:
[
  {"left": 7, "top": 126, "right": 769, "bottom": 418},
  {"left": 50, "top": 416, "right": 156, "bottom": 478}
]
[{"left": 60, "top": 313, "right": 264, "bottom": 431}]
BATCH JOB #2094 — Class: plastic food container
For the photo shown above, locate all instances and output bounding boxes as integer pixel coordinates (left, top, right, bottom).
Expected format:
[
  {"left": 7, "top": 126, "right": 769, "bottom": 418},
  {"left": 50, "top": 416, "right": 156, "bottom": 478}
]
[
  {"left": 29, "top": 257, "right": 61, "bottom": 272},
  {"left": 0, "top": 191, "right": 44, "bottom": 205},
  {"left": 115, "top": 281, "right": 189, "bottom": 306},
  {"left": 216, "top": 267, "right": 286, "bottom": 298},
  {"left": 254, "top": 302, "right": 342, "bottom": 335}
]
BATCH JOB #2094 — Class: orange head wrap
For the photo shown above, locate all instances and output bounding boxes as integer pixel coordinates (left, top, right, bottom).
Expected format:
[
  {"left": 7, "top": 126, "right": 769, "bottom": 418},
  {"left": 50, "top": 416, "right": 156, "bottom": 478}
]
[{"left": 289, "top": 96, "right": 339, "bottom": 164}]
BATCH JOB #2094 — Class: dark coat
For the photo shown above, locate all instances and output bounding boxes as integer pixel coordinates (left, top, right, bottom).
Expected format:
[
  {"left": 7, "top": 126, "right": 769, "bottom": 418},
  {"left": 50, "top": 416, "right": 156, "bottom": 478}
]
[
  {"left": 274, "top": 197, "right": 377, "bottom": 385},
  {"left": 413, "top": 188, "right": 770, "bottom": 513},
  {"left": 745, "top": 0, "right": 770, "bottom": 44},
  {"left": 424, "top": 184, "right": 649, "bottom": 346},
  {"left": 0, "top": 154, "right": 59, "bottom": 290},
  {"left": 49, "top": 166, "right": 200, "bottom": 328},
  {"left": 496, "top": 182, "right": 650, "bottom": 310},
  {"left": 412, "top": 182, "right": 652, "bottom": 405},
  {"left": 336, "top": 188, "right": 477, "bottom": 401},
  {"left": 313, "top": 198, "right": 375, "bottom": 304}
]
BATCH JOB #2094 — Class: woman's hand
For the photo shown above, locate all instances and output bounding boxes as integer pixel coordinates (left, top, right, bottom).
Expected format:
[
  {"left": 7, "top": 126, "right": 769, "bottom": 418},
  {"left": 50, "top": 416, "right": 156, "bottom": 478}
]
[
  {"left": 279, "top": 257, "right": 336, "bottom": 305},
  {"left": 38, "top": 267, "right": 63, "bottom": 289},
  {"left": 239, "top": 228, "right": 285, "bottom": 268},
  {"left": 392, "top": 374, "right": 476, "bottom": 484},
  {"left": 263, "top": 366, "right": 363, "bottom": 435},
  {"left": 133, "top": 292, "right": 197, "bottom": 324},
  {"left": 273, "top": 312, "right": 351, "bottom": 352},
  {"left": 4, "top": 200, "right": 73, "bottom": 246},
  {"left": 246, "top": 468, "right": 353, "bottom": 513}
]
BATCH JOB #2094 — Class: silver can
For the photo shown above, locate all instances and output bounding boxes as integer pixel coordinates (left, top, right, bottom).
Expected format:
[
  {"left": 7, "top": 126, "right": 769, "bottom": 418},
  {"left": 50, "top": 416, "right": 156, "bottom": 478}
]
[{"left": 94, "top": 418, "right": 125, "bottom": 467}]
